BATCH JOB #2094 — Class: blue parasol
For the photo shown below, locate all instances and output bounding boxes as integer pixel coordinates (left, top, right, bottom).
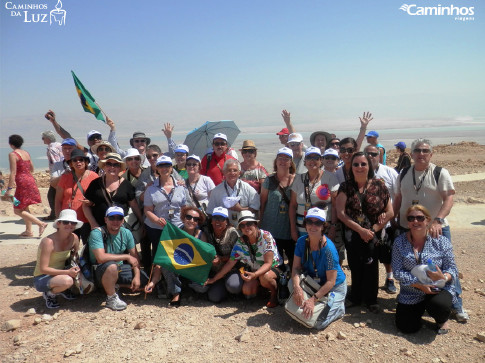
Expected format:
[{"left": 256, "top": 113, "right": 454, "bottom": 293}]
[{"left": 183, "top": 120, "right": 240, "bottom": 158}]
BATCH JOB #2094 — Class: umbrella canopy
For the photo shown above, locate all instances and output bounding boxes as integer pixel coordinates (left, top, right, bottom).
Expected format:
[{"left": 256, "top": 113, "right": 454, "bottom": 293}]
[{"left": 183, "top": 120, "right": 240, "bottom": 158}]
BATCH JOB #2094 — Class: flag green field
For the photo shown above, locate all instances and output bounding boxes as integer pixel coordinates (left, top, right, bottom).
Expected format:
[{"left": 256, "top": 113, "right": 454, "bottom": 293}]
[{"left": 71, "top": 71, "right": 105, "bottom": 122}]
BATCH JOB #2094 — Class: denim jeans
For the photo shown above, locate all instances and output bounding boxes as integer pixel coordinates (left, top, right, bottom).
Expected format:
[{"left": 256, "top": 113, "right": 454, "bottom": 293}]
[{"left": 442, "top": 225, "right": 463, "bottom": 311}]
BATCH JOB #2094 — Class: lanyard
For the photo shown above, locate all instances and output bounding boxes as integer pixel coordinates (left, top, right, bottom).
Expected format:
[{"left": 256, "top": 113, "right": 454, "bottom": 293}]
[
  {"left": 412, "top": 167, "right": 429, "bottom": 194},
  {"left": 224, "top": 180, "right": 240, "bottom": 197},
  {"left": 159, "top": 177, "right": 175, "bottom": 204},
  {"left": 303, "top": 171, "right": 321, "bottom": 205},
  {"left": 305, "top": 237, "right": 325, "bottom": 276}
]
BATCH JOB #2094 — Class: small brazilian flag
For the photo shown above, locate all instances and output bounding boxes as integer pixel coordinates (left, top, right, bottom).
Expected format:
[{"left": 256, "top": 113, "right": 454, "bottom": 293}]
[
  {"left": 153, "top": 222, "right": 216, "bottom": 284},
  {"left": 71, "top": 71, "right": 105, "bottom": 122}
]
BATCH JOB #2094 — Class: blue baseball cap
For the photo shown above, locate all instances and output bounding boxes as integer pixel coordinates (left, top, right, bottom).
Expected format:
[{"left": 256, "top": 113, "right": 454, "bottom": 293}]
[
  {"left": 365, "top": 131, "right": 379, "bottom": 138},
  {"left": 394, "top": 141, "right": 406, "bottom": 149},
  {"left": 305, "top": 207, "right": 326, "bottom": 222},
  {"left": 61, "top": 138, "right": 77, "bottom": 146},
  {"left": 174, "top": 144, "right": 189, "bottom": 154},
  {"left": 106, "top": 206, "right": 124, "bottom": 217},
  {"left": 212, "top": 207, "right": 228, "bottom": 219},
  {"left": 156, "top": 155, "right": 173, "bottom": 166}
]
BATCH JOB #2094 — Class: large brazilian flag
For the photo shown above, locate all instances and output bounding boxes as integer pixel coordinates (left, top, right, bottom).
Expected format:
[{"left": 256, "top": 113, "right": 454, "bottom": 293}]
[
  {"left": 71, "top": 71, "right": 105, "bottom": 122},
  {"left": 153, "top": 222, "right": 216, "bottom": 284}
]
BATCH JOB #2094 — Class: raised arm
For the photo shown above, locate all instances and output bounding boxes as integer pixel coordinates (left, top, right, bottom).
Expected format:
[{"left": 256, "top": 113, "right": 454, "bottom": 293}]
[
  {"left": 281, "top": 109, "right": 295, "bottom": 134},
  {"left": 45, "top": 110, "right": 72, "bottom": 139},
  {"left": 355, "top": 112, "right": 373, "bottom": 151}
]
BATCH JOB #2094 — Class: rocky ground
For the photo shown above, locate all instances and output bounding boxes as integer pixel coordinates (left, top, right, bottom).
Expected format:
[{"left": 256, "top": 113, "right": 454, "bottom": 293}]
[{"left": 1, "top": 142, "right": 484, "bottom": 362}]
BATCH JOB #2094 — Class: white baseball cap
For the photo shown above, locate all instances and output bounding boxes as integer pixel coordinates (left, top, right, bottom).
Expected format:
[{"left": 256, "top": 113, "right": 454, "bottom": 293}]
[
  {"left": 305, "top": 207, "right": 326, "bottom": 222},
  {"left": 213, "top": 133, "right": 228, "bottom": 142},
  {"left": 288, "top": 133, "right": 303, "bottom": 143},
  {"left": 277, "top": 147, "right": 293, "bottom": 158},
  {"left": 156, "top": 155, "right": 173, "bottom": 166},
  {"left": 86, "top": 130, "right": 102, "bottom": 141},
  {"left": 305, "top": 146, "right": 322, "bottom": 157},
  {"left": 123, "top": 148, "right": 141, "bottom": 161},
  {"left": 106, "top": 206, "right": 125, "bottom": 217},
  {"left": 174, "top": 144, "right": 189, "bottom": 154},
  {"left": 187, "top": 154, "right": 201, "bottom": 163},
  {"left": 323, "top": 148, "right": 339, "bottom": 159},
  {"left": 212, "top": 207, "right": 229, "bottom": 218}
]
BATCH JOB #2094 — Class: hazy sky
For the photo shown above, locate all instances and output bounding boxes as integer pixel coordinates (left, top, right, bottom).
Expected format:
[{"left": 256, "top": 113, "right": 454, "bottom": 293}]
[{"left": 1, "top": 0, "right": 484, "bottom": 147}]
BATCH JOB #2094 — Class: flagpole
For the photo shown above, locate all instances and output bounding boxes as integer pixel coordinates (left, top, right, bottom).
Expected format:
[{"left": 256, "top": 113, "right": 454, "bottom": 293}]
[
  {"left": 144, "top": 264, "right": 155, "bottom": 300},
  {"left": 94, "top": 101, "right": 109, "bottom": 120}
]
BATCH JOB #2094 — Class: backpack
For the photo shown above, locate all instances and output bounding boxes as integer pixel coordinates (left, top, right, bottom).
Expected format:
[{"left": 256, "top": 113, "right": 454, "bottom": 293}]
[{"left": 399, "top": 166, "right": 442, "bottom": 184}]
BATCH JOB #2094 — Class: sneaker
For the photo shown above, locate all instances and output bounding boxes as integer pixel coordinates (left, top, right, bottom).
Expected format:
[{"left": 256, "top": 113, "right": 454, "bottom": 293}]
[
  {"left": 384, "top": 278, "right": 397, "bottom": 294},
  {"left": 43, "top": 291, "right": 60, "bottom": 309},
  {"left": 106, "top": 293, "right": 127, "bottom": 311},
  {"left": 454, "top": 309, "right": 469, "bottom": 323},
  {"left": 59, "top": 289, "right": 77, "bottom": 300}
]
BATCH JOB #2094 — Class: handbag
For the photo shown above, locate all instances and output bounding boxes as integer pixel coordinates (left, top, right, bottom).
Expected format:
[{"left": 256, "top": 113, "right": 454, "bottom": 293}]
[
  {"left": 285, "top": 274, "right": 329, "bottom": 328},
  {"left": 65, "top": 247, "right": 95, "bottom": 295}
]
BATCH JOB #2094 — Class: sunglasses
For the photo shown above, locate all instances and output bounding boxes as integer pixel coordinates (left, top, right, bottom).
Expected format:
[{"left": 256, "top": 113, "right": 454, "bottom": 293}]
[
  {"left": 330, "top": 142, "right": 340, "bottom": 147},
  {"left": 289, "top": 142, "right": 301, "bottom": 148},
  {"left": 305, "top": 219, "right": 324, "bottom": 227},
  {"left": 185, "top": 215, "right": 201, "bottom": 222},
  {"left": 146, "top": 153, "right": 159, "bottom": 160},
  {"left": 365, "top": 152, "right": 379, "bottom": 157},
  {"left": 156, "top": 163, "right": 172, "bottom": 168},
  {"left": 71, "top": 157, "right": 85, "bottom": 163},
  {"left": 105, "top": 162, "right": 121, "bottom": 168},
  {"left": 413, "top": 148, "right": 431, "bottom": 154},
  {"left": 126, "top": 157, "right": 141, "bottom": 162},
  {"left": 212, "top": 215, "right": 227, "bottom": 222},
  {"left": 352, "top": 162, "right": 368, "bottom": 167},
  {"left": 324, "top": 156, "right": 337, "bottom": 160},
  {"left": 305, "top": 155, "right": 321, "bottom": 161},
  {"left": 133, "top": 139, "right": 146, "bottom": 144},
  {"left": 407, "top": 215, "right": 426, "bottom": 222},
  {"left": 97, "top": 146, "right": 111, "bottom": 152},
  {"left": 242, "top": 149, "right": 256, "bottom": 154},
  {"left": 107, "top": 215, "right": 124, "bottom": 221},
  {"left": 186, "top": 162, "right": 199, "bottom": 167},
  {"left": 88, "top": 135, "right": 101, "bottom": 141},
  {"left": 340, "top": 147, "right": 355, "bottom": 154},
  {"left": 213, "top": 142, "right": 227, "bottom": 147},
  {"left": 239, "top": 221, "right": 256, "bottom": 228},
  {"left": 60, "top": 220, "right": 77, "bottom": 226}
]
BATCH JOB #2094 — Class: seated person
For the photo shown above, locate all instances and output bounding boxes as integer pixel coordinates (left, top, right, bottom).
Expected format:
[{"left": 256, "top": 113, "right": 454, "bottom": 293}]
[
  {"left": 205, "top": 211, "right": 283, "bottom": 308},
  {"left": 88, "top": 206, "right": 148, "bottom": 311},
  {"left": 33, "top": 209, "right": 82, "bottom": 309}
]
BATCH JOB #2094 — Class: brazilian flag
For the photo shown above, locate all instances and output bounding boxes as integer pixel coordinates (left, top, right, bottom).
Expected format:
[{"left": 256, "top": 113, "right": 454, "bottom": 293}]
[
  {"left": 153, "top": 222, "right": 216, "bottom": 284},
  {"left": 71, "top": 71, "right": 105, "bottom": 122}
]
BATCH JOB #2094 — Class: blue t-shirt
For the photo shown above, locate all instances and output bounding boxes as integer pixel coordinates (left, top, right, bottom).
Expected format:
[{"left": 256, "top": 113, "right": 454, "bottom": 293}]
[
  {"left": 88, "top": 227, "right": 135, "bottom": 265},
  {"left": 377, "top": 143, "right": 386, "bottom": 165},
  {"left": 294, "top": 235, "right": 346, "bottom": 287}
]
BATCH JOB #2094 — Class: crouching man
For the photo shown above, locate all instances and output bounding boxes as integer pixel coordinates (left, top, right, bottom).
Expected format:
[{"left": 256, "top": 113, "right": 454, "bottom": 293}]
[{"left": 89, "top": 206, "right": 148, "bottom": 311}]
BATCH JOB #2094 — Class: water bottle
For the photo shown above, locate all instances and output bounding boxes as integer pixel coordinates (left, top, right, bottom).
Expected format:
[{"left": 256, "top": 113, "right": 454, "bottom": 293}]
[
  {"left": 427, "top": 258, "right": 437, "bottom": 272},
  {"left": 79, "top": 256, "right": 91, "bottom": 280},
  {"left": 327, "top": 292, "right": 335, "bottom": 308},
  {"left": 1, "top": 190, "right": 21, "bottom": 206}
]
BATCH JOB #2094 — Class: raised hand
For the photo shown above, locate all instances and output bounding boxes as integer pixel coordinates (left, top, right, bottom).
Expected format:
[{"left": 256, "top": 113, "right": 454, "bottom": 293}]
[
  {"left": 359, "top": 112, "right": 373, "bottom": 128},
  {"left": 162, "top": 123, "right": 174, "bottom": 139}
]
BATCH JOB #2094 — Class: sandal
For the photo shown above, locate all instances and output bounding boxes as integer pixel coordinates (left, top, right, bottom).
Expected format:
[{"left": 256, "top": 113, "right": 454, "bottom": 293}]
[
  {"left": 38, "top": 223, "right": 48, "bottom": 238},
  {"left": 19, "top": 231, "right": 34, "bottom": 238},
  {"left": 266, "top": 300, "right": 278, "bottom": 308}
]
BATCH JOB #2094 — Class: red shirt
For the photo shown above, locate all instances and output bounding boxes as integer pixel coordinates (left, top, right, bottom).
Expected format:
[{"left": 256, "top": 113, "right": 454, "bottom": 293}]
[{"left": 200, "top": 152, "right": 235, "bottom": 186}]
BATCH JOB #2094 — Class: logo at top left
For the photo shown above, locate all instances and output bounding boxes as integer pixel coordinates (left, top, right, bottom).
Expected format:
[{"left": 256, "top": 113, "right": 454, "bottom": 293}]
[{"left": 5, "top": 0, "right": 67, "bottom": 25}]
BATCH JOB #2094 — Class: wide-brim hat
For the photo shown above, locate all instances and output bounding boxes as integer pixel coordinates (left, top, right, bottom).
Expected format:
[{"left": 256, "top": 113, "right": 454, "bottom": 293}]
[
  {"left": 237, "top": 210, "right": 259, "bottom": 228},
  {"left": 123, "top": 148, "right": 141, "bottom": 161},
  {"left": 68, "top": 148, "right": 90, "bottom": 163},
  {"left": 240, "top": 140, "right": 257, "bottom": 150},
  {"left": 98, "top": 153, "right": 126, "bottom": 170},
  {"left": 310, "top": 131, "right": 332, "bottom": 147},
  {"left": 92, "top": 140, "right": 114, "bottom": 154},
  {"left": 129, "top": 132, "right": 151, "bottom": 147},
  {"left": 53, "top": 209, "right": 83, "bottom": 229}
]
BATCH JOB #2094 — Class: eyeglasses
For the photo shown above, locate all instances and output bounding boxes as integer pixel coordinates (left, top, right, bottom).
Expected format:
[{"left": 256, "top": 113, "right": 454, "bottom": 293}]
[
  {"left": 105, "top": 162, "right": 121, "bottom": 168},
  {"left": 185, "top": 215, "right": 201, "bottom": 222},
  {"left": 323, "top": 156, "right": 337, "bottom": 160},
  {"left": 407, "top": 215, "right": 426, "bottom": 222},
  {"left": 213, "top": 142, "right": 227, "bottom": 147},
  {"left": 146, "top": 153, "right": 159, "bottom": 160},
  {"left": 133, "top": 139, "right": 146, "bottom": 144},
  {"left": 305, "top": 219, "right": 324, "bottom": 227},
  {"left": 352, "top": 162, "right": 368, "bottom": 167},
  {"left": 277, "top": 155, "right": 291, "bottom": 161},
  {"left": 71, "top": 157, "right": 85, "bottom": 163},
  {"left": 289, "top": 142, "right": 301, "bottom": 148},
  {"left": 365, "top": 152, "right": 379, "bottom": 157},
  {"left": 186, "top": 162, "right": 199, "bottom": 167},
  {"left": 239, "top": 221, "right": 256, "bottom": 228},
  {"left": 88, "top": 135, "right": 101, "bottom": 141},
  {"left": 126, "top": 157, "right": 141, "bottom": 162},
  {"left": 212, "top": 215, "right": 227, "bottom": 222},
  {"left": 97, "top": 146, "right": 111, "bottom": 152},
  {"left": 340, "top": 147, "right": 355, "bottom": 154},
  {"left": 107, "top": 215, "right": 124, "bottom": 221},
  {"left": 61, "top": 220, "right": 77, "bottom": 226},
  {"left": 413, "top": 148, "right": 431, "bottom": 154},
  {"left": 330, "top": 142, "right": 340, "bottom": 147},
  {"left": 242, "top": 149, "right": 256, "bottom": 154},
  {"left": 305, "top": 155, "right": 321, "bottom": 161}
]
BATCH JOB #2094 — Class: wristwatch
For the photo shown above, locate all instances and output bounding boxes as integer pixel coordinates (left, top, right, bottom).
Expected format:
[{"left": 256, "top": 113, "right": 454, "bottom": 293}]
[{"left": 434, "top": 217, "right": 445, "bottom": 224}]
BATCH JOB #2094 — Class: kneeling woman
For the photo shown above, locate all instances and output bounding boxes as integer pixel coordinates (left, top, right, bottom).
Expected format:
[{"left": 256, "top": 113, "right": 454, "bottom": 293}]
[
  {"left": 33, "top": 209, "right": 83, "bottom": 309},
  {"left": 205, "top": 211, "right": 283, "bottom": 307},
  {"left": 392, "top": 205, "right": 458, "bottom": 335},
  {"left": 290, "top": 208, "right": 347, "bottom": 330}
]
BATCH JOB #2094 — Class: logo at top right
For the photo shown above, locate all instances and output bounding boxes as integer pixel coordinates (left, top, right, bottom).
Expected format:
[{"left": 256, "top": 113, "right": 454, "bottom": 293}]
[{"left": 400, "top": 3, "right": 475, "bottom": 21}]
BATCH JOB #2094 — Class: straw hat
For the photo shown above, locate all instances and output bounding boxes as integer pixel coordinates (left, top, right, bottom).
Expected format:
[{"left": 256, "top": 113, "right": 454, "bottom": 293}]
[
  {"left": 98, "top": 153, "right": 126, "bottom": 170},
  {"left": 240, "top": 140, "right": 257, "bottom": 151},
  {"left": 92, "top": 140, "right": 114, "bottom": 154}
]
